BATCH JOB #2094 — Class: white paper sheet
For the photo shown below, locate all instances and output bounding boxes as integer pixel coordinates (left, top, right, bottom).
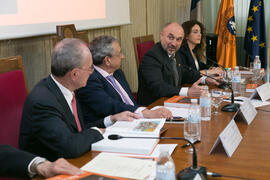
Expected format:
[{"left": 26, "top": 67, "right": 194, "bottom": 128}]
[{"left": 81, "top": 153, "right": 156, "bottom": 180}]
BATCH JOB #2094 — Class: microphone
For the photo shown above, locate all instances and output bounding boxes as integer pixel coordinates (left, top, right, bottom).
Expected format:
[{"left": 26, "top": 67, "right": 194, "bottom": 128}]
[
  {"left": 192, "top": 49, "right": 223, "bottom": 69},
  {"left": 180, "top": 61, "right": 225, "bottom": 86},
  {"left": 180, "top": 63, "right": 239, "bottom": 112},
  {"left": 108, "top": 134, "right": 207, "bottom": 180},
  {"left": 192, "top": 49, "right": 229, "bottom": 89}
]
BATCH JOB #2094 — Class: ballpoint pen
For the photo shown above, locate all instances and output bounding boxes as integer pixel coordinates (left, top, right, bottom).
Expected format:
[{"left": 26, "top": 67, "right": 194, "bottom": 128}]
[
  {"left": 181, "top": 140, "right": 200, "bottom": 148},
  {"left": 224, "top": 98, "right": 243, "bottom": 102}
]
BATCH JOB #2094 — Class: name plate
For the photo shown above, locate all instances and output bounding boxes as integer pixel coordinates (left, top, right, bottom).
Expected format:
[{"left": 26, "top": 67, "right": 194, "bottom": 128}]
[
  {"left": 250, "top": 83, "right": 270, "bottom": 101},
  {"left": 239, "top": 100, "right": 257, "bottom": 125},
  {"left": 209, "top": 120, "right": 242, "bottom": 157}
]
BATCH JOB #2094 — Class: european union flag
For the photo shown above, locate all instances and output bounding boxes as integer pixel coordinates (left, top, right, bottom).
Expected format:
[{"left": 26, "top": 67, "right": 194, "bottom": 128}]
[{"left": 244, "top": 0, "right": 267, "bottom": 68}]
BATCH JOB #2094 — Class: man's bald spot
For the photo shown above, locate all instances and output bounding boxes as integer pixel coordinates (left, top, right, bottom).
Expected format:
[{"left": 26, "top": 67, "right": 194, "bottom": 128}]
[{"left": 161, "top": 22, "right": 183, "bottom": 33}]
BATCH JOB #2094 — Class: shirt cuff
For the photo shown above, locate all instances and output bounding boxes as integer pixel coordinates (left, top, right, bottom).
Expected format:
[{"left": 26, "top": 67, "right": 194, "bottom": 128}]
[
  {"left": 27, "top": 157, "right": 46, "bottom": 177},
  {"left": 135, "top": 107, "right": 146, "bottom": 118},
  {"left": 91, "top": 127, "right": 103, "bottom": 134},
  {"left": 201, "top": 76, "right": 206, "bottom": 84},
  {"left": 179, "top": 87, "right": 188, "bottom": 96},
  {"left": 104, "top": 115, "right": 113, "bottom": 127}
]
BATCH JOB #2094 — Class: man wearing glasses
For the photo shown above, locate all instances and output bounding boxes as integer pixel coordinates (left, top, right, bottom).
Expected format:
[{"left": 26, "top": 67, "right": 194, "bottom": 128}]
[
  {"left": 76, "top": 35, "right": 172, "bottom": 129},
  {"left": 19, "top": 38, "right": 138, "bottom": 161}
]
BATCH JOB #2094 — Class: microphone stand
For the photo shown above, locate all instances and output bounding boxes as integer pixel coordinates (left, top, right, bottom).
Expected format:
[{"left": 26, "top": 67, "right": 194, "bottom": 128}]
[
  {"left": 108, "top": 134, "right": 207, "bottom": 180},
  {"left": 193, "top": 66, "right": 239, "bottom": 112},
  {"left": 221, "top": 82, "right": 240, "bottom": 112},
  {"left": 179, "top": 62, "right": 239, "bottom": 112},
  {"left": 200, "top": 53, "right": 229, "bottom": 89}
]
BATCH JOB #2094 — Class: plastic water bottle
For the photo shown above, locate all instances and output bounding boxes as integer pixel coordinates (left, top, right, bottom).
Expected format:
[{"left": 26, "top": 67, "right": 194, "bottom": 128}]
[
  {"left": 184, "top": 99, "right": 201, "bottom": 143},
  {"left": 253, "top": 55, "right": 261, "bottom": 81},
  {"left": 156, "top": 147, "right": 175, "bottom": 180},
  {"left": 232, "top": 66, "right": 241, "bottom": 95},
  {"left": 200, "top": 86, "right": 211, "bottom": 121}
]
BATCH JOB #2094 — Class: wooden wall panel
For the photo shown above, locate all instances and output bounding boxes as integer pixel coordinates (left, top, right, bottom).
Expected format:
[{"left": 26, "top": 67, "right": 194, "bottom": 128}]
[
  {"left": 0, "top": 0, "right": 188, "bottom": 91},
  {"left": 147, "top": 0, "right": 162, "bottom": 41},
  {"left": 120, "top": 0, "right": 147, "bottom": 92}
]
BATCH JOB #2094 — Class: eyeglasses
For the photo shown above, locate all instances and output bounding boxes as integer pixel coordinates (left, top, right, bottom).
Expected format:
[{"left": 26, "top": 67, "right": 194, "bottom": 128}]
[
  {"left": 112, "top": 52, "right": 124, "bottom": 58},
  {"left": 78, "top": 65, "right": 94, "bottom": 73}
]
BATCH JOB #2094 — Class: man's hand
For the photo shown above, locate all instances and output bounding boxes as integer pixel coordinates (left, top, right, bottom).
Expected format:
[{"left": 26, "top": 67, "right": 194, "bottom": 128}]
[
  {"left": 206, "top": 75, "right": 222, "bottom": 86},
  {"left": 36, "top": 158, "right": 82, "bottom": 178},
  {"left": 142, "top": 107, "right": 173, "bottom": 119},
  {"left": 188, "top": 78, "right": 202, "bottom": 97},
  {"left": 110, "top": 111, "right": 140, "bottom": 123}
]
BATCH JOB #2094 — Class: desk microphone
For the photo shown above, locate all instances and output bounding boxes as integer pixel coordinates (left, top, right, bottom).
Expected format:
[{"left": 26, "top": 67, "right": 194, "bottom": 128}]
[
  {"left": 192, "top": 49, "right": 229, "bottom": 89},
  {"left": 108, "top": 134, "right": 207, "bottom": 180},
  {"left": 180, "top": 63, "right": 239, "bottom": 112}
]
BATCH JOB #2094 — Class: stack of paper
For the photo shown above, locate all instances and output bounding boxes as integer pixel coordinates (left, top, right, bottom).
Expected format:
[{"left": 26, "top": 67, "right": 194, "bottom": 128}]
[{"left": 92, "top": 119, "right": 165, "bottom": 155}]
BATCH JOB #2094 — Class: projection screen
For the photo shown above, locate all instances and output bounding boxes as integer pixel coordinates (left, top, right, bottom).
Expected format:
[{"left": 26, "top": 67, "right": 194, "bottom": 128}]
[{"left": 0, "top": 0, "right": 130, "bottom": 40}]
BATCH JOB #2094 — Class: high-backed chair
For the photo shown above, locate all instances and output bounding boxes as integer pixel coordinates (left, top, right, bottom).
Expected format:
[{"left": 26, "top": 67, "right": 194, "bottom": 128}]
[
  {"left": 0, "top": 56, "right": 28, "bottom": 149},
  {"left": 132, "top": 34, "right": 155, "bottom": 69},
  {"left": 52, "top": 24, "right": 89, "bottom": 46}
]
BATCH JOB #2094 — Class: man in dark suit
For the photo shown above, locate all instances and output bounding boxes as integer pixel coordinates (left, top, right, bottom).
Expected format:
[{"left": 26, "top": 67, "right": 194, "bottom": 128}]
[
  {"left": 137, "top": 22, "right": 218, "bottom": 106},
  {"left": 76, "top": 35, "right": 172, "bottom": 128},
  {"left": 19, "top": 38, "right": 138, "bottom": 161},
  {"left": 0, "top": 144, "right": 81, "bottom": 178}
]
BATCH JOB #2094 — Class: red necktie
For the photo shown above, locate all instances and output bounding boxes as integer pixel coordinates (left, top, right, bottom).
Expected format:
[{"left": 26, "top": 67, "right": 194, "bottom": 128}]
[{"left": 71, "top": 94, "right": 82, "bottom": 132}]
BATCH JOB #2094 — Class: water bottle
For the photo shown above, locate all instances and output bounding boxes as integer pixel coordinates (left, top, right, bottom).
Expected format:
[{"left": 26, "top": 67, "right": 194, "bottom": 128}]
[
  {"left": 156, "top": 147, "right": 175, "bottom": 180},
  {"left": 184, "top": 99, "right": 201, "bottom": 143},
  {"left": 253, "top": 55, "right": 261, "bottom": 81},
  {"left": 232, "top": 66, "right": 241, "bottom": 95},
  {"left": 200, "top": 86, "right": 211, "bottom": 121}
]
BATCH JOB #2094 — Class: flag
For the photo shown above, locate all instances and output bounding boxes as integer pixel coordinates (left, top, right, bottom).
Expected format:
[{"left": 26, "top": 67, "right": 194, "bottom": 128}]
[
  {"left": 244, "top": 0, "right": 267, "bottom": 68},
  {"left": 215, "top": 0, "right": 237, "bottom": 68},
  {"left": 190, "top": 0, "right": 204, "bottom": 23}
]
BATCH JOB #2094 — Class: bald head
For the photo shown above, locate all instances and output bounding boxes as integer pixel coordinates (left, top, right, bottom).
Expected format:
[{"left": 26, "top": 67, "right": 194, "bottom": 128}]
[{"left": 160, "top": 22, "right": 184, "bottom": 55}]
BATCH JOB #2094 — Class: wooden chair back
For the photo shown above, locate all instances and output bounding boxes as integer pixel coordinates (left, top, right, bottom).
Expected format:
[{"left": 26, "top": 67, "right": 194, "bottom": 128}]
[
  {"left": 0, "top": 56, "right": 28, "bottom": 149},
  {"left": 132, "top": 34, "right": 155, "bottom": 69},
  {"left": 52, "top": 24, "right": 89, "bottom": 46},
  {"left": 0, "top": 56, "right": 28, "bottom": 92}
]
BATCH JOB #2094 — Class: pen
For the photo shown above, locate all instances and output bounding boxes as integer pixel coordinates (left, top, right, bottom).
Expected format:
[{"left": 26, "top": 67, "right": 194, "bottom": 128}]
[
  {"left": 181, "top": 140, "right": 200, "bottom": 148},
  {"left": 225, "top": 98, "right": 243, "bottom": 102}
]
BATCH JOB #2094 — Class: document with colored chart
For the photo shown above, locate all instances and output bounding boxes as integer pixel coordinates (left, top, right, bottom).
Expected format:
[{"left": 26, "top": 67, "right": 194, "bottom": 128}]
[{"left": 92, "top": 119, "right": 165, "bottom": 155}]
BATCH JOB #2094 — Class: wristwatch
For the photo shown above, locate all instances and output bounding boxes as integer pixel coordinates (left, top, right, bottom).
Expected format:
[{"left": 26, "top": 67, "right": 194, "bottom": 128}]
[{"left": 29, "top": 157, "right": 47, "bottom": 177}]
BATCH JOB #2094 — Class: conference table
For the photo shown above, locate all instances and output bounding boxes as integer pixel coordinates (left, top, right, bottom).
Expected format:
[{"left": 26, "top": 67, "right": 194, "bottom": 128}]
[{"left": 64, "top": 93, "right": 270, "bottom": 180}]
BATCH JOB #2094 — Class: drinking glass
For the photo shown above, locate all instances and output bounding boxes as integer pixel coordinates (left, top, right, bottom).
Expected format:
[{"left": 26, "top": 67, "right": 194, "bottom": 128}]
[
  {"left": 211, "top": 90, "right": 223, "bottom": 115},
  {"left": 184, "top": 118, "right": 200, "bottom": 153}
]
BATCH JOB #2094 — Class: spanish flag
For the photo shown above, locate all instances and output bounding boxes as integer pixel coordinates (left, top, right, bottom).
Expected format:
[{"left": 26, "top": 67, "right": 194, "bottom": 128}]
[{"left": 215, "top": 0, "right": 237, "bottom": 68}]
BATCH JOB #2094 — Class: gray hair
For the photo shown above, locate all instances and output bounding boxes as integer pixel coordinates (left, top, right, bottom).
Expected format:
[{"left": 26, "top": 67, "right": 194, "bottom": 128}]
[
  {"left": 161, "top": 22, "right": 182, "bottom": 32},
  {"left": 51, "top": 38, "right": 87, "bottom": 77},
  {"left": 89, "top": 35, "right": 117, "bottom": 65}
]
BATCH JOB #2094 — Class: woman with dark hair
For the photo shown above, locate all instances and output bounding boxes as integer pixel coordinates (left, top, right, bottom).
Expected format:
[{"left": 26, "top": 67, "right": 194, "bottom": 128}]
[{"left": 179, "top": 20, "right": 222, "bottom": 77}]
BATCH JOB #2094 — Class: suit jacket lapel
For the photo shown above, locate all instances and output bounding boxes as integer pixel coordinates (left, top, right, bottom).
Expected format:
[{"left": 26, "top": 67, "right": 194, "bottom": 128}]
[
  {"left": 46, "top": 76, "right": 81, "bottom": 131},
  {"left": 95, "top": 70, "right": 123, "bottom": 101}
]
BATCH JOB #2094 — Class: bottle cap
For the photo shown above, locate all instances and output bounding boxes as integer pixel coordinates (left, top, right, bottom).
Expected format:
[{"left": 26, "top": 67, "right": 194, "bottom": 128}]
[{"left": 255, "top": 55, "right": 259, "bottom": 59}]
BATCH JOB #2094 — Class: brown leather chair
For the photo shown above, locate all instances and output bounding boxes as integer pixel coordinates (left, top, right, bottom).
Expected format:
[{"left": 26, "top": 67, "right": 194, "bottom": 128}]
[
  {"left": 52, "top": 24, "right": 89, "bottom": 46},
  {"left": 0, "top": 56, "right": 28, "bottom": 149},
  {"left": 132, "top": 34, "right": 155, "bottom": 69}
]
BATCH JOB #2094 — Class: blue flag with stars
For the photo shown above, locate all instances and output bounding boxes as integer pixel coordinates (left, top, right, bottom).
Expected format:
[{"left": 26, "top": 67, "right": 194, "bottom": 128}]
[{"left": 244, "top": 0, "right": 267, "bottom": 68}]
